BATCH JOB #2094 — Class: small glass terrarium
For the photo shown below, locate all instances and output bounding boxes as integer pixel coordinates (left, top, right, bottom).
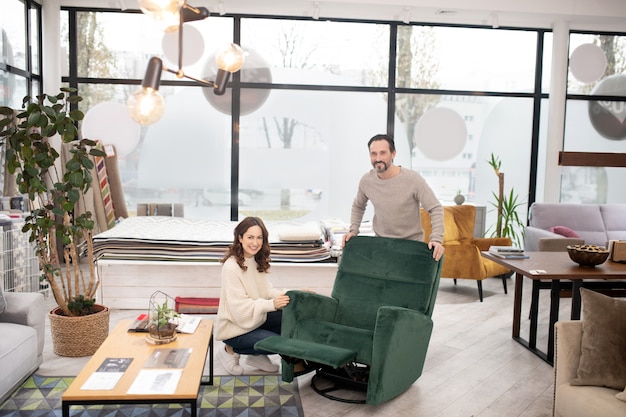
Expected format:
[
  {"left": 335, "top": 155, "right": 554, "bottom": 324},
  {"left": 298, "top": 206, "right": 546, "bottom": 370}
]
[{"left": 146, "top": 291, "right": 180, "bottom": 345}]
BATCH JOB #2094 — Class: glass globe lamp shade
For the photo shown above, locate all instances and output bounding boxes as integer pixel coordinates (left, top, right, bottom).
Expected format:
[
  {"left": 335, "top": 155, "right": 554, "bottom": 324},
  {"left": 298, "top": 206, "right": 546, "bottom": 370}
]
[
  {"left": 215, "top": 43, "right": 245, "bottom": 73},
  {"left": 127, "top": 88, "right": 165, "bottom": 125}
]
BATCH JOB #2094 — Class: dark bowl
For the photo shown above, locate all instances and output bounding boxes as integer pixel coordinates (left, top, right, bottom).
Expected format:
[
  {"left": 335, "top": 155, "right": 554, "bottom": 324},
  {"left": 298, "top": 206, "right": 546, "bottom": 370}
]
[{"left": 566, "top": 244, "right": 610, "bottom": 267}]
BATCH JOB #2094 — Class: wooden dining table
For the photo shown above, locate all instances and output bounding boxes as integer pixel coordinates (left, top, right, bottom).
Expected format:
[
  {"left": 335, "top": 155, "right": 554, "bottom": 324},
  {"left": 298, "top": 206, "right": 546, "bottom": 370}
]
[{"left": 481, "top": 251, "right": 626, "bottom": 364}]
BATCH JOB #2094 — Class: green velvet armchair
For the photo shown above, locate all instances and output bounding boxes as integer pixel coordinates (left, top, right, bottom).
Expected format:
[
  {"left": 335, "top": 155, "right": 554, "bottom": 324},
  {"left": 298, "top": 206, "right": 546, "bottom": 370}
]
[{"left": 255, "top": 235, "right": 443, "bottom": 405}]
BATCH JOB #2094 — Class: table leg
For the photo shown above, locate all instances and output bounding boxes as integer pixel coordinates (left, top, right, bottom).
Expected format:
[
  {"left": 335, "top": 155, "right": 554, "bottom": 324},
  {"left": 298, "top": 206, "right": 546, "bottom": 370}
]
[
  {"left": 512, "top": 272, "right": 523, "bottom": 338},
  {"left": 201, "top": 333, "right": 214, "bottom": 386},
  {"left": 547, "top": 279, "right": 561, "bottom": 364},
  {"left": 571, "top": 281, "right": 582, "bottom": 320},
  {"left": 209, "top": 333, "right": 214, "bottom": 385},
  {"left": 62, "top": 402, "right": 69, "bottom": 417},
  {"left": 529, "top": 280, "right": 540, "bottom": 349}
]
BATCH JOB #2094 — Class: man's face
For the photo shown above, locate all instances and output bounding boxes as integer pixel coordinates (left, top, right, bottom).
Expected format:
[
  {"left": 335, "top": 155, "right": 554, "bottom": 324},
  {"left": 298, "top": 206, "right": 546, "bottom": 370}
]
[{"left": 369, "top": 140, "right": 395, "bottom": 174}]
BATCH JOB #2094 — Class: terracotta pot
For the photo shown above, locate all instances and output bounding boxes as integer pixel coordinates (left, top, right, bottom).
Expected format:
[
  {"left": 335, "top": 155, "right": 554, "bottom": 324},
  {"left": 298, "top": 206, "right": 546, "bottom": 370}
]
[{"left": 48, "top": 304, "right": 110, "bottom": 357}]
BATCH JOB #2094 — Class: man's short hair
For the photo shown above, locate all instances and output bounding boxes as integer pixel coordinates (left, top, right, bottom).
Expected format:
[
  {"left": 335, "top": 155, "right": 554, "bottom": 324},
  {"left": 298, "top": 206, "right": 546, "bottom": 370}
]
[{"left": 368, "top": 134, "right": 396, "bottom": 153}]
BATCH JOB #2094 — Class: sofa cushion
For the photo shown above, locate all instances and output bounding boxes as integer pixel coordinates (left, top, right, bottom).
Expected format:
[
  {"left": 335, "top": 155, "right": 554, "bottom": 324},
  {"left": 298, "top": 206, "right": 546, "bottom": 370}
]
[
  {"left": 548, "top": 225, "right": 580, "bottom": 238},
  {"left": 601, "top": 204, "right": 626, "bottom": 242},
  {"left": 571, "top": 288, "right": 626, "bottom": 390},
  {"left": 0, "top": 323, "right": 39, "bottom": 404},
  {"left": 617, "top": 387, "right": 626, "bottom": 402},
  {"left": 0, "top": 285, "right": 6, "bottom": 314}
]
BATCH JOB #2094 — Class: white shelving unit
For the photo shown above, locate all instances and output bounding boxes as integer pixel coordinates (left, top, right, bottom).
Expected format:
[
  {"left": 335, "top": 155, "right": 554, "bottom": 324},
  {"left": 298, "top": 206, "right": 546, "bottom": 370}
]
[{"left": 0, "top": 225, "right": 44, "bottom": 295}]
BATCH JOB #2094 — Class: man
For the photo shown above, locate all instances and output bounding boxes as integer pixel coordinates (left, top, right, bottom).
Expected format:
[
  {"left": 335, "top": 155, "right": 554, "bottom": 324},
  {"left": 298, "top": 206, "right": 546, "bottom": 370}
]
[{"left": 343, "top": 133, "right": 445, "bottom": 261}]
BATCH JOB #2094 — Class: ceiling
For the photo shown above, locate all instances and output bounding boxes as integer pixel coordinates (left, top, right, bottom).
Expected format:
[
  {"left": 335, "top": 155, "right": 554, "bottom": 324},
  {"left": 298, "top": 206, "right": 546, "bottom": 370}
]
[{"left": 59, "top": 0, "right": 626, "bottom": 31}]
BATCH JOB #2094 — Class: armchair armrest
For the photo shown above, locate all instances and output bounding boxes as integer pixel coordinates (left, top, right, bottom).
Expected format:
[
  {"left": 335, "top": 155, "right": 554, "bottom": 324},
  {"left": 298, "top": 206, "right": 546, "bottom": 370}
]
[
  {"left": 554, "top": 321, "right": 582, "bottom": 387},
  {"left": 472, "top": 237, "right": 512, "bottom": 251},
  {"left": 0, "top": 292, "right": 46, "bottom": 356},
  {"left": 524, "top": 226, "right": 560, "bottom": 251},
  {"left": 281, "top": 290, "right": 338, "bottom": 337},
  {"left": 369, "top": 306, "right": 433, "bottom": 404}
]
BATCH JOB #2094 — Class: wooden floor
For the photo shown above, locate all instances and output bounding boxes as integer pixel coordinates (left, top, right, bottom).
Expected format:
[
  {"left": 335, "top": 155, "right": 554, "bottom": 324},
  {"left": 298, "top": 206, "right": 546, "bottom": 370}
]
[{"left": 38, "top": 275, "right": 563, "bottom": 417}]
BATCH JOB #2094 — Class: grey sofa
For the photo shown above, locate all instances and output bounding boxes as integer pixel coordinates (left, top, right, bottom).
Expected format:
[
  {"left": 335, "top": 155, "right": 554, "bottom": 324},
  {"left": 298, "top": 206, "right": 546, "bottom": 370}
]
[
  {"left": 0, "top": 291, "right": 46, "bottom": 404},
  {"left": 553, "top": 321, "right": 626, "bottom": 417},
  {"left": 524, "top": 203, "right": 626, "bottom": 251}
]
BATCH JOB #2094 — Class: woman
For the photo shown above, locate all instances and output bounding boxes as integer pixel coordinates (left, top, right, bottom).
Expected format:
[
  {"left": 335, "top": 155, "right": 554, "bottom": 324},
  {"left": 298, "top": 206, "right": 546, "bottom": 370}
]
[{"left": 215, "top": 216, "right": 290, "bottom": 375}]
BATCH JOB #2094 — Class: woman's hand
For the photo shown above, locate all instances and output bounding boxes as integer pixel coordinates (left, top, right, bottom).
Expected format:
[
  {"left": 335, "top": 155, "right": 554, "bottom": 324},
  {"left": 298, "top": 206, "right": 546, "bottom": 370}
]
[{"left": 273, "top": 294, "right": 290, "bottom": 310}]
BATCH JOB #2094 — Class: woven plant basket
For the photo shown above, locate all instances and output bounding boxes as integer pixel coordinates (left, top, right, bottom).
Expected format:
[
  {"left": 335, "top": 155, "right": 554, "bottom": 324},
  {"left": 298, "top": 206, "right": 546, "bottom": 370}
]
[{"left": 48, "top": 304, "right": 110, "bottom": 357}]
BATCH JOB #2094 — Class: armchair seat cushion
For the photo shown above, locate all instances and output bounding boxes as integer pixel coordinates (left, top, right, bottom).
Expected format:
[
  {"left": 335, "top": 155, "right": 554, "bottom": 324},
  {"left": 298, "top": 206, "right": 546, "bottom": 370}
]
[
  {"left": 256, "top": 335, "right": 357, "bottom": 368},
  {"left": 295, "top": 319, "right": 373, "bottom": 364}
]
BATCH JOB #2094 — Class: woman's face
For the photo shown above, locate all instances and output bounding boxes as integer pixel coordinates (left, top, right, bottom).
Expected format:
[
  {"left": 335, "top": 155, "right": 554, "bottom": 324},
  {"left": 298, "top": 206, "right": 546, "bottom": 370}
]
[{"left": 238, "top": 225, "right": 264, "bottom": 258}]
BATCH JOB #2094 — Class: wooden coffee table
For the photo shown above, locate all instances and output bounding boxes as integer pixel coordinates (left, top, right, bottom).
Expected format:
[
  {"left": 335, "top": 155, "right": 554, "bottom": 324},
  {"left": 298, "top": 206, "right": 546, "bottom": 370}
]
[
  {"left": 62, "top": 319, "right": 213, "bottom": 417},
  {"left": 482, "top": 251, "right": 626, "bottom": 364}
]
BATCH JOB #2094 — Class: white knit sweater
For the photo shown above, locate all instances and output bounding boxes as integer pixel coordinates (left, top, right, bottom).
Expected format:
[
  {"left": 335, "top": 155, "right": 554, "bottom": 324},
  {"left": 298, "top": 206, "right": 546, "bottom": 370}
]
[{"left": 215, "top": 256, "right": 283, "bottom": 341}]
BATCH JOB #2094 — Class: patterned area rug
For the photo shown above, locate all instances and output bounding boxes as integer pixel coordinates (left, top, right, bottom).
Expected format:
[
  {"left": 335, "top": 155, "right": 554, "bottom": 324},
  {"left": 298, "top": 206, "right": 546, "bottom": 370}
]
[{"left": 0, "top": 374, "right": 303, "bottom": 417}]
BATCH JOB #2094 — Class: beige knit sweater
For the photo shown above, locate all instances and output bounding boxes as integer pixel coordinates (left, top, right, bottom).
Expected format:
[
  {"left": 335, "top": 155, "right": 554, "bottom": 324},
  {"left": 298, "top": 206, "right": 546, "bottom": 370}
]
[
  {"left": 216, "top": 256, "right": 283, "bottom": 341},
  {"left": 349, "top": 167, "right": 444, "bottom": 243}
]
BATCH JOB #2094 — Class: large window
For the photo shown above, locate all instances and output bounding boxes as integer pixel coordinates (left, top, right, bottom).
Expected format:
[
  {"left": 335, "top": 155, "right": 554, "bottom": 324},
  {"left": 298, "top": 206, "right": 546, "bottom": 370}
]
[
  {"left": 0, "top": 0, "right": 41, "bottom": 107},
  {"left": 562, "top": 33, "right": 626, "bottom": 203},
  {"left": 56, "top": 8, "right": 626, "bottom": 235}
]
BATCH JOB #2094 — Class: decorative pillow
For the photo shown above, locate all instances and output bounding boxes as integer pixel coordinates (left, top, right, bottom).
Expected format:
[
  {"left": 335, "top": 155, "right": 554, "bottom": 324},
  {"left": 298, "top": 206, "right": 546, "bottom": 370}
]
[
  {"left": 571, "top": 288, "right": 626, "bottom": 390},
  {"left": 548, "top": 225, "right": 581, "bottom": 238}
]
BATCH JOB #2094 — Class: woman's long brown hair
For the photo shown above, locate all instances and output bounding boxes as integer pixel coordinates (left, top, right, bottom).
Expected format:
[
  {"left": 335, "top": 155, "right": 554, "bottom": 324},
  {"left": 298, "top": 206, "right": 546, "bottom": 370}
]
[{"left": 220, "top": 216, "right": 271, "bottom": 273}]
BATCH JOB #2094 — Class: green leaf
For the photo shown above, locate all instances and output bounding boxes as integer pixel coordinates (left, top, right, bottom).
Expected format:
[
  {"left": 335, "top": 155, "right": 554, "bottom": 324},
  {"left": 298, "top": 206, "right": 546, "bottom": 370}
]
[{"left": 68, "top": 171, "right": 85, "bottom": 187}]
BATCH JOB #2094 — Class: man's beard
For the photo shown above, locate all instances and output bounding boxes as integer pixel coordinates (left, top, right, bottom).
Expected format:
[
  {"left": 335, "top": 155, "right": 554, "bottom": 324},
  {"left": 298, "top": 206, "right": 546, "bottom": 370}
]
[{"left": 373, "top": 161, "right": 388, "bottom": 173}]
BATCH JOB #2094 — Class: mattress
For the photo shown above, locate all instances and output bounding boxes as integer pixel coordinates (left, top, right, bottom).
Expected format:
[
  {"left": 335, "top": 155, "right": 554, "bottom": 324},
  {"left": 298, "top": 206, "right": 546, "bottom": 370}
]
[{"left": 93, "top": 216, "right": 333, "bottom": 262}]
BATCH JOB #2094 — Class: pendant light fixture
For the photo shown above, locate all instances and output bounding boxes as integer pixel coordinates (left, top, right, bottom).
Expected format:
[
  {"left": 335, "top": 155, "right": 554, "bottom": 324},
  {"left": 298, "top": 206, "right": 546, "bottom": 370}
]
[{"left": 127, "top": 0, "right": 245, "bottom": 125}]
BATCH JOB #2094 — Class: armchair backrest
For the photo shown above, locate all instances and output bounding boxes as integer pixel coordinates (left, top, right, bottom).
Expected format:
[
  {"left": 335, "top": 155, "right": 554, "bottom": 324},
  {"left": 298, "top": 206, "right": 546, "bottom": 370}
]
[
  {"left": 332, "top": 236, "right": 442, "bottom": 330},
  {"left": 421, "top": 205, "right": 475, "bottom": 244}
]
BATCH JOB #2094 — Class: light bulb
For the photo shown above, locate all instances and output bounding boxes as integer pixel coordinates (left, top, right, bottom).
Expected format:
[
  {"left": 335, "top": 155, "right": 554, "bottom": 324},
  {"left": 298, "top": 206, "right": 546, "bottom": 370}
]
[
  {"left": 127, "top": 87, "right": 165, "bottom": 125},
  {"left": 139, "top": 0, "right": 183, "bottom": 32},
  {"left": 215, "top": 43, "right": 245, "bottom": 73},
  {"left": 138, "top": 0, "right": 183, "bottom": 16}
]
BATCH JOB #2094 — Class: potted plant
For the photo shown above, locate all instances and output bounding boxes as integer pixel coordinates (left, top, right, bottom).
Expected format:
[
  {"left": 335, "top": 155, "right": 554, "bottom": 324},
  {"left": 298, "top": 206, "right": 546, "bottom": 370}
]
[
  {"left": 0, "top": 87, "right": 110, "bottom": 357},
  {"left": 147, "top": 291, "right": 180, "bottom": 344},
  {"left": 486, "top": 153, "right": 526, "bottom": 248}
]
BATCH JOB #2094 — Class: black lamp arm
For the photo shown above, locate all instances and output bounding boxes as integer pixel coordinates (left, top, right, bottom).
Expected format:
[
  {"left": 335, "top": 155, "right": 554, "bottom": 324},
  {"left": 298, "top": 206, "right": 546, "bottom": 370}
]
[{"left": 161, "top": 65, "right": 231, "bottom": 95}]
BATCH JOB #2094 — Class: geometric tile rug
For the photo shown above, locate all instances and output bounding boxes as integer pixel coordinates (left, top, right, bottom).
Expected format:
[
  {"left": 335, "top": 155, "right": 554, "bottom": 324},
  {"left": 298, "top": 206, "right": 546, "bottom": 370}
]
[{"left": 0, "top": 374, "right": 303, "bottom": 417}]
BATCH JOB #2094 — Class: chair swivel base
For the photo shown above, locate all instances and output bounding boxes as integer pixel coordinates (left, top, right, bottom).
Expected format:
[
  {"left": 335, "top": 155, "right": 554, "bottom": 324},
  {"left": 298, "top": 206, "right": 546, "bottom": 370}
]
[{"left": 310, "top": 364, "right": 369, "bottom": 404}]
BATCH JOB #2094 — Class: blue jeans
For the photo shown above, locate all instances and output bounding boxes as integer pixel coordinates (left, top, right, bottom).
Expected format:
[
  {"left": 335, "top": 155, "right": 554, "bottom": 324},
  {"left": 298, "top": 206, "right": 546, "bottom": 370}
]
[{"left": 224, "top": 310, "right": 282, "bottom": 355}]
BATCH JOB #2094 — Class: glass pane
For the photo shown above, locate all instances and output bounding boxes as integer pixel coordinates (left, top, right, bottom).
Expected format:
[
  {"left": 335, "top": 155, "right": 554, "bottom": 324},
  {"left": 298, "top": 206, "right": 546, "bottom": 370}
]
[
  {"left": 0, "top": 0, "right": 26, "bottom": 71},
  {"left": 562, "top": 99, "right": 626, "bottom": 204},
  {"left": 72, "top": 11, "right": 234, "bottom": 81},
  {"left": 542, "top": 32, "right": 553, "bottom": 94},
  {"left": 398, "top": 26, "right": 538, "bottom": 93},
  {"left": 241, "top": 18, "right": 389, "bottom": 87},
  {"left": 78, "top": 83, "right": 233, "bottom": 219},
  {"left": 1, "top": 74, "right": 26, "bottom": 107},
  {"left": 29, "top": 4, "right": 39, "bottom": 74},
  {"left": 61, "top": 10, "right": 68, "bottom": 77},
  {"left": 239, "top": 89, "right": 387, "bottom": 221},
  {"left": 568, "top": 33, "right": 626, "bottom": 96},
  {"left": 403, "top": 94, "right": 532, "bottom": 237}
]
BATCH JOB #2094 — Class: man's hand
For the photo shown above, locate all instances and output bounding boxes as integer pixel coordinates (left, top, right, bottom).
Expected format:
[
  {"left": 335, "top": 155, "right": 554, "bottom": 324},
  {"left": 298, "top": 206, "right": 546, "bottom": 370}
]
[
  {"left": 342, "top": 232, "right": 356, "bottom": 247},
  {"left": 428, "top": 241, "right": 445, "bottom": 261}
]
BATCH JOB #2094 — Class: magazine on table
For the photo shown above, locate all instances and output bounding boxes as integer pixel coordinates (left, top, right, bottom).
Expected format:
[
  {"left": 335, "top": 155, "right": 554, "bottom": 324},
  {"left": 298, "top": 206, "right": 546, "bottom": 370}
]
[
  {"left": 488, "top": 245, "right": 525, "bottom": 254},
  {"left": 80, "top": 358, "right": 133, "bottom": 390}
]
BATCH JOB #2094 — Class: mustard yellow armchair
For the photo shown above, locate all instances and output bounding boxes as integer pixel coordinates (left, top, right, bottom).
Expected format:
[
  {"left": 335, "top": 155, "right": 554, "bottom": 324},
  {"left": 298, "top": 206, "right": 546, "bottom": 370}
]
[{"left": 421, "top": 205, "right": 511, "bottom": 301}]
